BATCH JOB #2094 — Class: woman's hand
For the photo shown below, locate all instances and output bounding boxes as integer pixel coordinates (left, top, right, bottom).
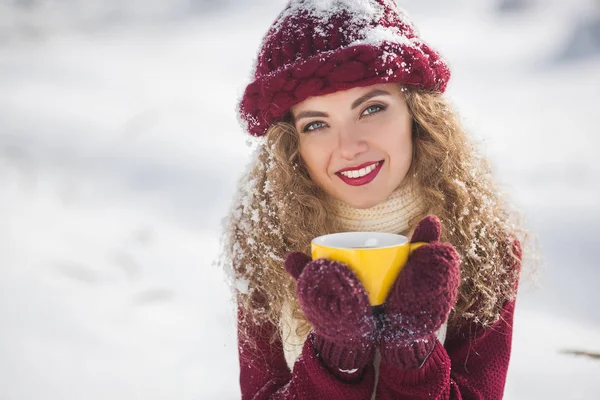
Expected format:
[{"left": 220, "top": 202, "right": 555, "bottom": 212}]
[
  {"left": 285, "top": 253, "right": 378, "bottom": 374},
  {"left": 380, "top": 215, "right": 461, "bottom": 369}
]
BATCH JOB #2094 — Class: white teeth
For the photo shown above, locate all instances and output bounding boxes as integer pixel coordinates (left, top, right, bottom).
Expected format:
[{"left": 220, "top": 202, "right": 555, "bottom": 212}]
[{"left": 340, "top": 162, "right": 379, "bottom": 178}]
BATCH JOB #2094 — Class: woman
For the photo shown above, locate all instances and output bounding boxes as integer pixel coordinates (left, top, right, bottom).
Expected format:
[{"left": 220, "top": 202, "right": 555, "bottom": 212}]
[{"left": 224, "top": 1, "right": 525, "bottom": 398}]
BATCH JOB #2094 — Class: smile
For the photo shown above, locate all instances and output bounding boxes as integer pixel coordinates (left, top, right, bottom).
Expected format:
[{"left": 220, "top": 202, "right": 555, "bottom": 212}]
[{"left": 336, "top": 161, "right": 384, "bottom": 186}]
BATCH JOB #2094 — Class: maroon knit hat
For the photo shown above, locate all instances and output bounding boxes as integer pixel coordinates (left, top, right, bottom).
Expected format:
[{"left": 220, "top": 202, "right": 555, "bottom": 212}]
[{"left": 238, "top": 0, "right": 451, "bottom": 137}]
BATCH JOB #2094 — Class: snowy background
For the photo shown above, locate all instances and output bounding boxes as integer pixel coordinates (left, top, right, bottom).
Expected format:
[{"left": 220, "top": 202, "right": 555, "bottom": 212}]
[{"left": 1, "top": 0, "right": 599, "bottom": 398}]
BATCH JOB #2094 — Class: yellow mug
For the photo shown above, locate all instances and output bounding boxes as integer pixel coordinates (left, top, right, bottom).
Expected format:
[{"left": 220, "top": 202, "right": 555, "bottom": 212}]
[{"left": 311, "top": 232, "right": 426, "bottom": 306}]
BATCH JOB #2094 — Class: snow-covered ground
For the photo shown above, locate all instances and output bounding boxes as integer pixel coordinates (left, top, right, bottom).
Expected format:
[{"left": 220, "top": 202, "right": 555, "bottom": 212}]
[{"left": 1, "top": 0, "right": 599, "bottom": 398}]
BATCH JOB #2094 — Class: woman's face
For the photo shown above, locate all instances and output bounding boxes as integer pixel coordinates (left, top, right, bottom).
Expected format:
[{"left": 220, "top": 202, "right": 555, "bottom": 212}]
[{"left": 291, "top": 83, "right": 413, "bottom": 209}]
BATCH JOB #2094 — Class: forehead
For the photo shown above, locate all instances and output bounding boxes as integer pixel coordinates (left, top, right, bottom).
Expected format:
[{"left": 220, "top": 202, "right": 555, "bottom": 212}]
[{"left": 291, "top": 83, "right": 402, "bottom": 113}]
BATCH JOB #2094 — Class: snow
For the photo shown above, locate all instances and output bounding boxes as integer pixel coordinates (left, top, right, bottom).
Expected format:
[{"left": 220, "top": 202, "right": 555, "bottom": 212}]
[
  {"left": 1, "top": 0, "right": 599, "bottom": 399},
  {"left": 274, "top": 0, "right": 383, "bottom": 29},
  {"left": 272, "top": 0, "right": 421, "bottom": 51}
]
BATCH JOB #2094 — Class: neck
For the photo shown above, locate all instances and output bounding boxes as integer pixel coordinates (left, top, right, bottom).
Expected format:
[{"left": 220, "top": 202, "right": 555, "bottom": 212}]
[{"left": 330, "top": 183, "right": 423, "bottom": 235}]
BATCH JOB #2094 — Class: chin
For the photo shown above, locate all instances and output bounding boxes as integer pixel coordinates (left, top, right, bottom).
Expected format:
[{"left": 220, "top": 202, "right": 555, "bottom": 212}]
[{"left": 342, "top": 195, "right": 382, "bottom": 209}]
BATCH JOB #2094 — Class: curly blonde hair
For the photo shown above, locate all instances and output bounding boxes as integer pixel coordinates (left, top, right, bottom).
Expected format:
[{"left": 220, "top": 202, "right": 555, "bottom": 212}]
[{"left": 225, "top": 88, "right": 526, "bottom": 347}]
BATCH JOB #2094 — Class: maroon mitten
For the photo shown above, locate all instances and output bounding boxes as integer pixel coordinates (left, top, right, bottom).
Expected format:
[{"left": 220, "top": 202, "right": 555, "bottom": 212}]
[
  {"left": 380, "top": 216, "right": 461, "bottom": 369},
  {"left": 285, "top": 252, "right": 377, "bottom": 375}
]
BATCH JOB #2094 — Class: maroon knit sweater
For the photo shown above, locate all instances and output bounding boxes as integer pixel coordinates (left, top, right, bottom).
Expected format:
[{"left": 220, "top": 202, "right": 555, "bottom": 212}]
[{"left": 238, "top": 298, "right": 517, "bottom": 399}]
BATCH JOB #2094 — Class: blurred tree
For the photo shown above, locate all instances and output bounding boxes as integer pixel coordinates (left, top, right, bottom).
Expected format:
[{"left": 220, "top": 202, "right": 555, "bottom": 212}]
[
  {"left": 496, "top": 0, "right": 533, "bottom": 13},
  {"left": 558, "top": 1, "right": 600, "bottom": 60},
  {"left": 13, "top": 0, "right": 36, "bottom": 8}
]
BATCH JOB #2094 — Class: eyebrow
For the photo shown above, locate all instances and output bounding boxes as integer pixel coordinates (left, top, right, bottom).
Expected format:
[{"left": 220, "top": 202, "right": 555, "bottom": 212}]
[
  {"left": 351, "top": 89, "right": 391, "bottom": 109},
  {"left": 294, "top": 89, "right": 392, "bottom": 122},
  {"left": 294, "top": 110, "right": 328, "bottom": 121}
]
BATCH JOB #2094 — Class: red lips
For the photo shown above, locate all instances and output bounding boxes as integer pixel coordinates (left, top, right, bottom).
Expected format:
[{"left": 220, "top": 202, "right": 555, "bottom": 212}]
[
  {"left": 336, "top": 161, "right": 383, "bottom": 186},
  {"left": 337, "top": 161, "right": 381, "bottom": 174}
]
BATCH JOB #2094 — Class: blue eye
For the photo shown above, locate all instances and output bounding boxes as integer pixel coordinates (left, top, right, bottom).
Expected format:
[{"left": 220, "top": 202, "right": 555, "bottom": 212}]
[
  {"left": 303, "top": 121, "right": 326, "bottom": 133},
  {"left": 362, "top": 104, "right": 386, "bottom": 116}
]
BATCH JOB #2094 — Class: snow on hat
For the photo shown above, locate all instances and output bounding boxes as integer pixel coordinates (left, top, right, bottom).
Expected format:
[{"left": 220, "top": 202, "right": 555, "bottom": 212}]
[{"left": 238, "top": 0, "right": 451, "bottom": 137}]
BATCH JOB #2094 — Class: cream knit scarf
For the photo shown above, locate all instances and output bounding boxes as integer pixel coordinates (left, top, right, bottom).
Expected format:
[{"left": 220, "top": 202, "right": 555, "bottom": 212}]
[
  {"left": 330, "top": 183, "right": 423, "bottom": 235},
  {"left": 280, "top": 183, "right": 443, "bottom": 372}
]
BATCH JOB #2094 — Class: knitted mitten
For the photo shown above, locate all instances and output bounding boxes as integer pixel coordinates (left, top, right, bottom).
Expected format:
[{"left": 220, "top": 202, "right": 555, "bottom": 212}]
[
  {"left": 285, "top": 252, "right": 378, "bottom": 375},
  {"left": 380, "top": 216, "right": 461, "bottom": 369}
]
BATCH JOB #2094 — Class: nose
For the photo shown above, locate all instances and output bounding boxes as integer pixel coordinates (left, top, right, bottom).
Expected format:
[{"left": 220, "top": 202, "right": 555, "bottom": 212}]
[{"left": 337, "top": 124, "right": 368, "bottom": 160}]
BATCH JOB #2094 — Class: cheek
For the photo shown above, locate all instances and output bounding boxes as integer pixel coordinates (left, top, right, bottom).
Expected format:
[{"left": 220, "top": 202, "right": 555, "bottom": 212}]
[
  {"left": 299, "top": 139, "right": 328, "bottom": 177},
  {"left": 399, "top": 131, "right": 413, "bottom": 163},
  {"left": 383, "top": 121, "right": 413, "bottom": 165}
]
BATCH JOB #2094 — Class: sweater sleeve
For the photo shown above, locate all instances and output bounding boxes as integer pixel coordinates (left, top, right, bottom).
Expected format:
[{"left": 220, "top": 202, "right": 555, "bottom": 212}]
[
  {"left": 237, "top": 308, "right": 376, "bottom": 399},
  {"left": 375, "top": 299, "right": 516, "bottom": 400}
]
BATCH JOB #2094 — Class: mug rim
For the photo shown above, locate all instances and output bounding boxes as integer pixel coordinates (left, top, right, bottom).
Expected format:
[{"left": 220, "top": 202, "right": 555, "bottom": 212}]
[{"left": 311, "top": 231, "right": 409, "bottom": 250}]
